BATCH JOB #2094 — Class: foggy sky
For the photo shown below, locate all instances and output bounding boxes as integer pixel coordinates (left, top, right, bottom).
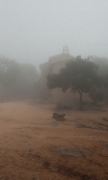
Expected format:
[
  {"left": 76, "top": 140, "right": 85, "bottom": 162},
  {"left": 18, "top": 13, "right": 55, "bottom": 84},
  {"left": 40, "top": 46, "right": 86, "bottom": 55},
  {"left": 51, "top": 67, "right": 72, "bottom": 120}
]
[{"left": 0, "top": 0, "right": 108, "bottom": 68}]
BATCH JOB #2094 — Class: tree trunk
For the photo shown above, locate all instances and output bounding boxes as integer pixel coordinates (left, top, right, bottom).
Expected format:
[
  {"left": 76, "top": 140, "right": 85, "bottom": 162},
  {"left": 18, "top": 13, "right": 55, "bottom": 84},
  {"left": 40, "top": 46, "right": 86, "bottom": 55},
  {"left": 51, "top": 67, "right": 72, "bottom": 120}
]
[{"left": 79, "top": 92, "right": 83, "bottom": 110}]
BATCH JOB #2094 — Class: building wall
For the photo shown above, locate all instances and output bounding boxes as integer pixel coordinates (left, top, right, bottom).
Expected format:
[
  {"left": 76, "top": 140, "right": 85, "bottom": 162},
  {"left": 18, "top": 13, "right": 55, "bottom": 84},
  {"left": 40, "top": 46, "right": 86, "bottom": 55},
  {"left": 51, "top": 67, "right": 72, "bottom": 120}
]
[
  {"left": 52, "top": 60, "right": 69, "bottom": 74},
  {"left": 49, "top": 53, "right": 74, "bottom": 64}
]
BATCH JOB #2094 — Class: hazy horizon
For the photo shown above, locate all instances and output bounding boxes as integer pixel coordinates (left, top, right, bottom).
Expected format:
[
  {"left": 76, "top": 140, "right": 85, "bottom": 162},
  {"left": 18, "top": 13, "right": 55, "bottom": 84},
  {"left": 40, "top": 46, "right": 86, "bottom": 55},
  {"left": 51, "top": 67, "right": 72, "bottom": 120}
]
[{"left": 0, "top": 0, "right": 108, "bottom": 68}]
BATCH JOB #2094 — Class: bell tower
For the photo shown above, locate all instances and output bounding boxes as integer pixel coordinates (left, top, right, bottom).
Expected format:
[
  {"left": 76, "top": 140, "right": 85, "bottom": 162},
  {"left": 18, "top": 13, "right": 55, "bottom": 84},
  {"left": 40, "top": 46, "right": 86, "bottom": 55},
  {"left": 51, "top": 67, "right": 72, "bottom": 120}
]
[{"left": 63, "top": 46, "right": 69, "bottom": 54}]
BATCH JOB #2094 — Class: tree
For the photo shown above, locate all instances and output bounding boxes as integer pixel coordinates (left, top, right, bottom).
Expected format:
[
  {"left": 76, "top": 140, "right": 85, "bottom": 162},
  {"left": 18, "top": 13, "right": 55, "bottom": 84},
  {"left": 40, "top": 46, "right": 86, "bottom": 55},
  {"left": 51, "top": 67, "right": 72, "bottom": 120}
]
[
  {"left": 0, "top": 56, "right": 38, "bottom": 100},
  {"left": 104, "top": 74, "right": 108, "bottom": 86},
  {"left": 91, "top": 56, "right": 108, "bottom": 76},
  {"left": 1, "top": 64, "right": 20, "bottom": 87},
  {"left": 47, "top": 57, "right": 101, "bottom": 110}
]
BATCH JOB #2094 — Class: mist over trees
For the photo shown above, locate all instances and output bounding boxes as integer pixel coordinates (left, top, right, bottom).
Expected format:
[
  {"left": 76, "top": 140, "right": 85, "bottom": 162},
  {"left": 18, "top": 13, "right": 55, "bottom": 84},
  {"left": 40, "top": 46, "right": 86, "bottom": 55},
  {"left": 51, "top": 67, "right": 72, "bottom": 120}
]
[
  {"left": 0, "top": 56, "right": 39, "bottom": 101},
  {"left": 91, "top": 56, "right": 108, "bottom": 103},
  {"left": 91, "top": 56, "right": 108, "bottom": 77}
]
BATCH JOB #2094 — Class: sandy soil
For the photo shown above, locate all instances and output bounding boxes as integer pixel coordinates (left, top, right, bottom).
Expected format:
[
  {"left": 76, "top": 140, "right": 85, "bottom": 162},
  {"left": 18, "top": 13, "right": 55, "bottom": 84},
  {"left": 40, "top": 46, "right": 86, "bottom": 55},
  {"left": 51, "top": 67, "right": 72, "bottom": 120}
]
[{"left": 0, "top": 101, "right": 108, "bottom": 180}]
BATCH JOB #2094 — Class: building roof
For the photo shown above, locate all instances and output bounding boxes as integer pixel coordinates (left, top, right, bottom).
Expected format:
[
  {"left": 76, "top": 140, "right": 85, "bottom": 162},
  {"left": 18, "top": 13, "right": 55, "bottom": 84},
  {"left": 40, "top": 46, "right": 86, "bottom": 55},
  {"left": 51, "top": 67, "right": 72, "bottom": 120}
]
[{"left": 49, "top": 53, "right": 75, "bottom": 64}]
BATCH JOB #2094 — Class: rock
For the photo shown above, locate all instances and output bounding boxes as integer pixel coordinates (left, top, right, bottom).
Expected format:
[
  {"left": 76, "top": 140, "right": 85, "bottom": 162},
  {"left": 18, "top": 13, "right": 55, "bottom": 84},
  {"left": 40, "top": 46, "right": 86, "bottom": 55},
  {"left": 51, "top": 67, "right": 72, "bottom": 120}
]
[
  {"left": 55, "top": 148, "right": 91, "bottom": 157},
  {"left": 102, "top": 117, "right": 108, "bottom": 122},
  {"left": 101, "top": 141, "right": 108, "bottom": 147},
  {"left": 55, "top": 148, "right": 82, "bottom": 158}
]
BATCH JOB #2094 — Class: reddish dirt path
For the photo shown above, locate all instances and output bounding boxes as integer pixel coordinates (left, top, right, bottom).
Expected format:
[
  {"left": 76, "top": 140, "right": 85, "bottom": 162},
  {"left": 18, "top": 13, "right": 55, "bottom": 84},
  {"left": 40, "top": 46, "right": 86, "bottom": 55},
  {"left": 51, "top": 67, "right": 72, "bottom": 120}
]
[{"left": 0, "top": 101, "right": 108, "bottom": 180}]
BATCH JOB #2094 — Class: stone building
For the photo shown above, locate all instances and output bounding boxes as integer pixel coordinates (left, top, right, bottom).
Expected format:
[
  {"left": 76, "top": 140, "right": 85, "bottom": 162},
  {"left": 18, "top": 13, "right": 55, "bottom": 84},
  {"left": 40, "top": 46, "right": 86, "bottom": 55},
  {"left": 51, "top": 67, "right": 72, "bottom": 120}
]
[{"left": 39, "top": 46, "right": 75, "bottom": 100}]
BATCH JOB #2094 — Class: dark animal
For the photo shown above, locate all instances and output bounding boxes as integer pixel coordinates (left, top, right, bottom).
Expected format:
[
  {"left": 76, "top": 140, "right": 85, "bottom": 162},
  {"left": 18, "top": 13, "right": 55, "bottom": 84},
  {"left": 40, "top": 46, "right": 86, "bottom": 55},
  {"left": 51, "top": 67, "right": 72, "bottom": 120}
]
[{"left": 53, "top": 112, "right": 65, "bottom": 120}]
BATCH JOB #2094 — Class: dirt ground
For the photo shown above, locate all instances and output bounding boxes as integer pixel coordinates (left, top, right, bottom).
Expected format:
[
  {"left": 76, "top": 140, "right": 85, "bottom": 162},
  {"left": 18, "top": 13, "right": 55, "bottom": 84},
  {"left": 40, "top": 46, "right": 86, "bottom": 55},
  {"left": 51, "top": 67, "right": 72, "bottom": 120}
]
[{"left": 0, "top": 101, "right": 108, "bottom": 180}]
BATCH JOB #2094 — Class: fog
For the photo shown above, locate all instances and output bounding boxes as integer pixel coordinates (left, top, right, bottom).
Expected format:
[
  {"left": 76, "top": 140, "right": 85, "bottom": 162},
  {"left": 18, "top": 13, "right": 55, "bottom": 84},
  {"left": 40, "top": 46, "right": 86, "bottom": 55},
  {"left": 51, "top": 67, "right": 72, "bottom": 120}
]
[{"left": 0, "top": 0, "right": 108, "bottom": 68}]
